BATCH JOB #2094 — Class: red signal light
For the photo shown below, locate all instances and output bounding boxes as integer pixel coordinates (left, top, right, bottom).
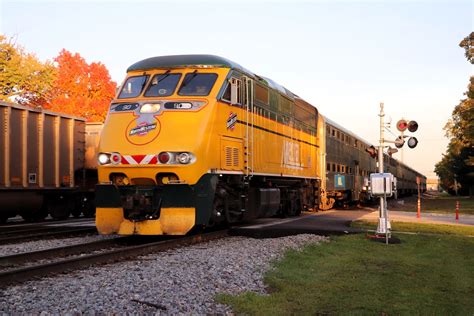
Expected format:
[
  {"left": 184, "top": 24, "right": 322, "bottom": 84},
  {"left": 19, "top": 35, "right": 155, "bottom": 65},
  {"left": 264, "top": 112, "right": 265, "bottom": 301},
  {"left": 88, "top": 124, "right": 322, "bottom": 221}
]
[
  {"left": 158, "top": 152, "right": 170, "bottom": 164},
  {"left": 365, "top": 145, "right": 377, "bottom": 159},
  {"left": 396, "top": 119, "right": 408, "bottom": 132}
]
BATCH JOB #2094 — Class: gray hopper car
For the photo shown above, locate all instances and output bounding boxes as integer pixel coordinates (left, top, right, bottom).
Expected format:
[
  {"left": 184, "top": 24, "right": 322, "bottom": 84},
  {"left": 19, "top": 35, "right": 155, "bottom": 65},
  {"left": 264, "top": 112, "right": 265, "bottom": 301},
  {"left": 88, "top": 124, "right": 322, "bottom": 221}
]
[{"left": 0, "top": 101, "right": 101, "bottom": 222}]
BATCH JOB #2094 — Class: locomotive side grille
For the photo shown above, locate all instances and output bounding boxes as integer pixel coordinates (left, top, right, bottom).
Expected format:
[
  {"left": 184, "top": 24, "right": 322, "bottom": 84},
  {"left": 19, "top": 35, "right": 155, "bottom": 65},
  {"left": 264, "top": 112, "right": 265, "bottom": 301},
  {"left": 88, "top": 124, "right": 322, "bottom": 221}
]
[
  {"left": 221, "top": 137, "right": 243, "bottom": 171},
  {"left": 225, "top": 146, "right": 232, "bottom": 167},
  {"left": 233, "top": 147, "right": 239, "bottom": 166}
]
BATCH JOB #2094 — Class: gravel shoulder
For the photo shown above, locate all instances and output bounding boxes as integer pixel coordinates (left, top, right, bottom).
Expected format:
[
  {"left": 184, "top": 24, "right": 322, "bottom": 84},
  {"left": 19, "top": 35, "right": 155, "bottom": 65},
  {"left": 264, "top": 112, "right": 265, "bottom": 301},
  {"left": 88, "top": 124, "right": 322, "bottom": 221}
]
[{"left": 0, "top": 234, "right": 328, "bottom": 314}]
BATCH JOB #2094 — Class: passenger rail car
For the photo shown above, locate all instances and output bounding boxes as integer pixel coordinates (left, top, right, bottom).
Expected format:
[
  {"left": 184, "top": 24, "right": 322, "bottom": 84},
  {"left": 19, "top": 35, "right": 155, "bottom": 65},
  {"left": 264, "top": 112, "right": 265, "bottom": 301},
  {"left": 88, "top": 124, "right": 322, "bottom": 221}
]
[
  {"left": 323, "top": 118, "right": 426, "bottom": 206},
  {"left": 95, "top": 55, "right": 425, "bottom": 236}
]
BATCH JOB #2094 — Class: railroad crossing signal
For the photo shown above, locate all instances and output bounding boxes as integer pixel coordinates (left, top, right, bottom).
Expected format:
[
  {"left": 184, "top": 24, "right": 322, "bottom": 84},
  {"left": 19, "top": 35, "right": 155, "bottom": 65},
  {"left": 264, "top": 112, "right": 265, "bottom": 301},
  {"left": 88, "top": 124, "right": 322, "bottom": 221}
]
[
  {"left": 407, "top": 121, "right": 418, "bottom": 132},
  {"left": 387, "top": 147, "right": 398, "bottom": 157},
  {"left": 394, "top": 136, "right": 404, "bottom": 148},
  {"left": 395, "top": 119, "right": 418, "bottom": 149},
  {"left": 396, "top": 119, "right": 418, "bottom": 132},
  {"left": 396, "top": 119, "right": 408, "bottom": 132},
  {"left": 407, "top": 136, "right": 418, "bottom": 148},
  {"left": 366, "top": 145, "right": 377, "bottom": 158}
]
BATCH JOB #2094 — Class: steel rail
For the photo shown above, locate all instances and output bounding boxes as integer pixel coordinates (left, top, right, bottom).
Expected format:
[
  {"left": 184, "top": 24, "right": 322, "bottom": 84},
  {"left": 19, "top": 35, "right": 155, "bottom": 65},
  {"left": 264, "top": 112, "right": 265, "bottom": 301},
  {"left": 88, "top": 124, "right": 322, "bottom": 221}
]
[
  {"left": 0, "top": 229, "right": 228, "bottom": 287},
  {"left": 0, "top": 227, "right": 97, "bottom": 245},
  {"left": 0, "top": 217, "right": 93, "bottom": 230},
  {"left": 0, "top": 225, "right": 93, "bottom": 236},
  {"left": 0, "top": 236, "right": 134, "bottom": 267}
]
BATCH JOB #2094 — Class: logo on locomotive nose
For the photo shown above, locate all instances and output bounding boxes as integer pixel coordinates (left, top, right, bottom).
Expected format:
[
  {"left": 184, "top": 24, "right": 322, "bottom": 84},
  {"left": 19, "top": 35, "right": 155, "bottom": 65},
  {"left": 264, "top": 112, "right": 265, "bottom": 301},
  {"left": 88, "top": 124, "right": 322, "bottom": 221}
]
[{"left": 125, "top": 114, "right": 161, "bottom": 145}]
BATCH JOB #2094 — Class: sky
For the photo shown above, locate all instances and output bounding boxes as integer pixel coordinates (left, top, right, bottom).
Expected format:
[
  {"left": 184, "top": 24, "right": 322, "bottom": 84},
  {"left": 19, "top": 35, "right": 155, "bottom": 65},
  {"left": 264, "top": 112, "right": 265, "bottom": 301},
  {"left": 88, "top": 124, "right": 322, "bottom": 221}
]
[{"left": 1, "top": 0, "right": 472, "bottom": 178}]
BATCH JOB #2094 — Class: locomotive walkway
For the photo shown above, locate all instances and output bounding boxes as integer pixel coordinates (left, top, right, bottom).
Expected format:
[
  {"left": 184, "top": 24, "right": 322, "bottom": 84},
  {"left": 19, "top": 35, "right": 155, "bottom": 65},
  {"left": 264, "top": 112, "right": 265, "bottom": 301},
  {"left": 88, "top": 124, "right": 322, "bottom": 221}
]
[{"left": 230, "top": 208, "right": 474, "bottom": 238}]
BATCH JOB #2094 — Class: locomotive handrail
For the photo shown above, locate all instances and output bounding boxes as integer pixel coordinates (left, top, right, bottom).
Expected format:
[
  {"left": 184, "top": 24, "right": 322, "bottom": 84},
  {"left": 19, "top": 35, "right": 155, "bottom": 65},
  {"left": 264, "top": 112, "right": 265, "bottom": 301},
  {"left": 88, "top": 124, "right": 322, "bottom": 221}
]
[{"left": 244, "top": 76, "right": 255, "bottom": 181}]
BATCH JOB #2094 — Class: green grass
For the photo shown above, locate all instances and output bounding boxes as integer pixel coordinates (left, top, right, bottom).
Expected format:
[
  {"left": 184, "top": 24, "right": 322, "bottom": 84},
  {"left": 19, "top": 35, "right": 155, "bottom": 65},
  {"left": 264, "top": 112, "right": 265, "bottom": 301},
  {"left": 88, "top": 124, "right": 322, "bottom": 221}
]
[
  {"left": 395, "top": 196, "right": 474, "bottom": 215},
  {"left": 218, "top": 234, "right": 474, "bottom": 315},
  {"left": 351, "top": 220, "right": 474, "bottom": 236}
]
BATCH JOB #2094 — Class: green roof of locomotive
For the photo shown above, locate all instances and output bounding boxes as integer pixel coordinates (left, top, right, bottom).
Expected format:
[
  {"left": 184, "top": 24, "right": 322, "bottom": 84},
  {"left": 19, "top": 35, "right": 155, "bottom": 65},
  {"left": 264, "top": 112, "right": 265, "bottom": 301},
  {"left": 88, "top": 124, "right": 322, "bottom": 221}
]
[
  {"left": 127, "top": 54, "right": 296, "bottom": 98},
  {"left": 127, "top": 54, "right": 248, "bottom": 73}
]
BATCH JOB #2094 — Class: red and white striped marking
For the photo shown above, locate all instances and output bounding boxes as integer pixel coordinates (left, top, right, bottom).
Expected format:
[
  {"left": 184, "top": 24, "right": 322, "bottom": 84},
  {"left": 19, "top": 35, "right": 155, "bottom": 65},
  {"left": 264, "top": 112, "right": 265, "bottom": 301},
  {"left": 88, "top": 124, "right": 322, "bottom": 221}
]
[{"left": 121, "top": 154, "right": 158, "bottom": 165}]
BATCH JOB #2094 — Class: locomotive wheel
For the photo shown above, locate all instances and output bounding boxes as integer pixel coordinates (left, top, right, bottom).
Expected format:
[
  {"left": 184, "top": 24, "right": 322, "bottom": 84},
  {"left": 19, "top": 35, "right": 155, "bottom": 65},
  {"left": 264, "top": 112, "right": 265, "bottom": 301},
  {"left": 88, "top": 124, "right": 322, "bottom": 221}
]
[
  {"left": 282, "top": 198, "right": 301, "bottom": 217},
  {"left": 215, "top": 187, "right": 242, "bottom": 225},
  {"left": 292, "top": 199, "right": 302, "bottom": 216},
  {"left": 74, "top": 194, "right": 96, "bottom": 218},
  {"left": 209, "top": 196, "right": 225, "bottom": 227},
  {"left": 82, "top": 202, "right": 95, "bottom": 218},
  {"left": 280, "top": 189, "right": 302, "bottom": 217},
  {"left": 225, "top": 205, "right": 242, "bottom": 224},
  {"left": 49, "top": 196, "right": 73, "bottom": 220},
  {"left": 71, "top": 209, "right": 82, "bottom": 218},
  {"left": 20, "top": 208, "right": 48, "bottom": 222}
]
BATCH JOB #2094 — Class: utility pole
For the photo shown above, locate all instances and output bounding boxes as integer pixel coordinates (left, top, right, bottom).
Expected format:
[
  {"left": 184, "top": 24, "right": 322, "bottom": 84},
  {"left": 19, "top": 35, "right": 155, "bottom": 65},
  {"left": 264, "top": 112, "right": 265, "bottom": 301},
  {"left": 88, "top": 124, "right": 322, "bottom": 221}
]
[{"left": 376, "top": 102, "right": 390, "bottom": 244}]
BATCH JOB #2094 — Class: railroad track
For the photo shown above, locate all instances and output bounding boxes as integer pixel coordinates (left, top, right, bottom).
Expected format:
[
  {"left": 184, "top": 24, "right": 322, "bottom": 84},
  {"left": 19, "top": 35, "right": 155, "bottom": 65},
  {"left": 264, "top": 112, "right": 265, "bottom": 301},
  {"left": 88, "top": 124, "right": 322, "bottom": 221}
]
[
  {"left": 0, "top": 226, "right": 97, "bottom": 245},
  {"left": 0, "top": 230, "right": 228, "bottom": 287},
  {"left": 0, "top": 217, "right": 93, "bottom": 228}
]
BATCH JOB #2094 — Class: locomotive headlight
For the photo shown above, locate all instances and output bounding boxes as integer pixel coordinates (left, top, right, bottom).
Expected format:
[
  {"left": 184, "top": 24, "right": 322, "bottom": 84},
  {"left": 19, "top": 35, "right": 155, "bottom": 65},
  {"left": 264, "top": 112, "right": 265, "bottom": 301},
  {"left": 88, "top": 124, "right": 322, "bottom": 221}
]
[
  {"left": 177, "top": 152, "right": 191, "bottom": 164},
  {"left": 98, "top": 153, "right": 110, "bottom": 165},
  {"left": 140, "top": 103, "right": 160, "bottom": 113}
]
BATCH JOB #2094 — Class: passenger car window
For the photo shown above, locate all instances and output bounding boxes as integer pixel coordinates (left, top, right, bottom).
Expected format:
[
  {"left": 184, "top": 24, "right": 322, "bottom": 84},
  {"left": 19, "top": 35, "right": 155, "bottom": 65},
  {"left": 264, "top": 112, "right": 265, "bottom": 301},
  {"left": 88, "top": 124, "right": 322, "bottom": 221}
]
[
  {"left": 145, "top": 73, "right": 181, "bottom": 97},
  {"left": 178, "top": 73, "right": 218, "bottom": 96},
  {"left": 118, "top": 75, "right": 149, "bottom": 99}
]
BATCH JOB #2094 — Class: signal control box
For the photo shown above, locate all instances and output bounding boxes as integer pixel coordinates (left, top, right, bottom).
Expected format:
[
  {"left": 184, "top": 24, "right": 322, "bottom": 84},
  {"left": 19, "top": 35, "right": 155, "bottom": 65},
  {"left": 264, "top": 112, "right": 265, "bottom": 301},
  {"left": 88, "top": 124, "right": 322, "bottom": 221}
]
[{"left": 369, "top": 173, "right": 396, "bottom": 197}]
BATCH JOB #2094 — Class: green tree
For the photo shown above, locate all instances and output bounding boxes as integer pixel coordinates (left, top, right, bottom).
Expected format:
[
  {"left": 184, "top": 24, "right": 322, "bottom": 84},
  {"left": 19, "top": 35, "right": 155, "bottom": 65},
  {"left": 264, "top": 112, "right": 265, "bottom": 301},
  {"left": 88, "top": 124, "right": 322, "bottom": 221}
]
[
  {"left": 435, "top": 33, "right": 474, "bottom": 195},
  {"left": 0, "top": 35, "right": 55, "bottom": 105}
]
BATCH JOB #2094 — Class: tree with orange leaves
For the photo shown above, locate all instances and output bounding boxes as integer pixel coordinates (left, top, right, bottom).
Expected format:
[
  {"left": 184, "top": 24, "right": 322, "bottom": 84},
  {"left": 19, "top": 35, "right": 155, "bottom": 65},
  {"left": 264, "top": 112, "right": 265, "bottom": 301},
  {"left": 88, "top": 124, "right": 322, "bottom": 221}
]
[{"left": 44, "top": 49, "right": 116, "bottom": 122}]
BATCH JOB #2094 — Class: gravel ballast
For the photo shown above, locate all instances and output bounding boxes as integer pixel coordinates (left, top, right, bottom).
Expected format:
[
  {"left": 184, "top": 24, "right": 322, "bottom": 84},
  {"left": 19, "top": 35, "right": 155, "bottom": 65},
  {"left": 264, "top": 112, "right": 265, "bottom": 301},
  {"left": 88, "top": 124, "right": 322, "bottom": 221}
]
[{"left": 0, "top": 234, "right": 328, "bottom": 314}]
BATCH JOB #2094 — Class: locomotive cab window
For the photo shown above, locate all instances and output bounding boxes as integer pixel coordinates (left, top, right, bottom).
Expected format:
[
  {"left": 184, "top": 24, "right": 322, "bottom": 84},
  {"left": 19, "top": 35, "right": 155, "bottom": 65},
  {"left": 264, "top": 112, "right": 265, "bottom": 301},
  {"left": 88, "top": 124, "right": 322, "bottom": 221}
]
[
  {"left": 145, "top": 73, "right": 181, "bottom": 97},
  {"left": 222, "top": 77, "right": 242, "bottom": 105},
  {"left": 118, "top": 75, "right": 149, "bottom": 99},
  {"left": 178, "top": 73, "right": 217, "bottom": 96}
]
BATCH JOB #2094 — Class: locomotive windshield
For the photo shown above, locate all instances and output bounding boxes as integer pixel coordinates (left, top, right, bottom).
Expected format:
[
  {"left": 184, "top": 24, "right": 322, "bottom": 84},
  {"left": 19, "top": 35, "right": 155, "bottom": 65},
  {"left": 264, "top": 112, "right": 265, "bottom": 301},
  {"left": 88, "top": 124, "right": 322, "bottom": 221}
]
[
  {"left": 145, "top": 73, "right": 182, "bottom": 97},
  {"left": 178, "top": 73, "right": 217, "bottom": 96},
  {"left": 118, "top": 75, "right": 149, "bottom": 99}
]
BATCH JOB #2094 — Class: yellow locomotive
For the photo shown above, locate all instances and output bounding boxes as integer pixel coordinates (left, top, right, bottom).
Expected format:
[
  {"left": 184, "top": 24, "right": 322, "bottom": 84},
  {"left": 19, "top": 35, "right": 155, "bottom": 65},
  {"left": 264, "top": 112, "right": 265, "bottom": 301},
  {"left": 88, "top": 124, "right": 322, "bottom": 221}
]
[
  {"left": 96, "top": 55, "right": 325, "bottom": 235},
  {"left": 95, "top": 54, "right": 427, "bottom": 236}
]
